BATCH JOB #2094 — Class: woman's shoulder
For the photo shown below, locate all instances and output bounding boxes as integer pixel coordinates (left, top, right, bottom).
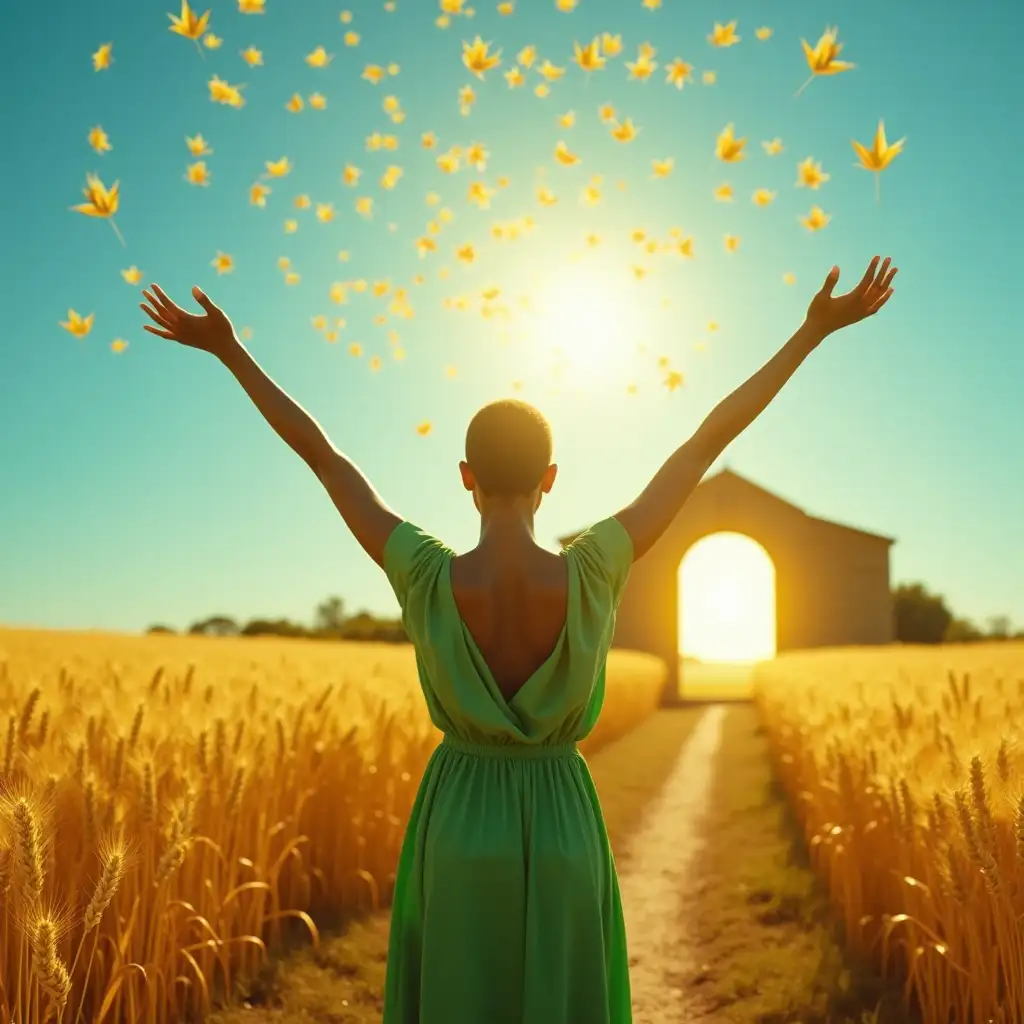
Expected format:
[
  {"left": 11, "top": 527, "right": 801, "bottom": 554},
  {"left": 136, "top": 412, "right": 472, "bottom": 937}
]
[{"left": 383, "top": 521, "right": 451, "bottom": 606}]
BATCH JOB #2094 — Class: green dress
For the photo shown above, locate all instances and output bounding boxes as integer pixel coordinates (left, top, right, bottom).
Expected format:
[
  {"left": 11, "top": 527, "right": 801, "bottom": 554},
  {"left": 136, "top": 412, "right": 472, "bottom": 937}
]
[{"left": 381, "top": 516, "right": 635, "bottom": 1024}]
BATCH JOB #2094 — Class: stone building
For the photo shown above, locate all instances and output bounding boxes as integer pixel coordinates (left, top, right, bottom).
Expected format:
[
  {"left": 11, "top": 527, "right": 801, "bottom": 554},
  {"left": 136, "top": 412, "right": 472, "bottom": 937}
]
[{"left": 559, "top": 468, "right": 895, "bottom": 703}]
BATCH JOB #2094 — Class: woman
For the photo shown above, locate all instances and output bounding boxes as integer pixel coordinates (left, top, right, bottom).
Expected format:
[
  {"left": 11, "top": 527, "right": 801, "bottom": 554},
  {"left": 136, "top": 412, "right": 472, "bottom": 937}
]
[{"left": 141, "top": 255, "right": 896, "bottom": 1023}]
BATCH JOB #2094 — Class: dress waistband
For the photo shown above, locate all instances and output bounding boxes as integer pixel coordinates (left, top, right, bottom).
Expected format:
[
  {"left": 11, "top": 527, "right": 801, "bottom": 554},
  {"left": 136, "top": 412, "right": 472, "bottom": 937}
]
[{"left": 441, "top": 735, "right": 579, "bottom": 760}]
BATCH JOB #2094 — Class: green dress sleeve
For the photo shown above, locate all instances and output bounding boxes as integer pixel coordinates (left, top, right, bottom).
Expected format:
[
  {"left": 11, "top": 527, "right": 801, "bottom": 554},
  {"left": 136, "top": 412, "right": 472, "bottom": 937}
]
[
  {"left": 382, "top": 520, "right": 448, "bottom": 610},
  {"left": 565, "top": 515, "right": 634, "bottom": 607}
]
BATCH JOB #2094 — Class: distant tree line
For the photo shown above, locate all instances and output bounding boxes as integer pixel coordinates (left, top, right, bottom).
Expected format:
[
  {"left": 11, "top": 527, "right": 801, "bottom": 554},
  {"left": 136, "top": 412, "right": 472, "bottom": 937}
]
[
  {"left": 146, "top": 595, "right": 407, "bottom": 643},
  {"left": 145, "top": 583, "right": 1023, "bottom": 648},
  {"left": 892, "top": 582, "right": 1024, "bottom": 644}
]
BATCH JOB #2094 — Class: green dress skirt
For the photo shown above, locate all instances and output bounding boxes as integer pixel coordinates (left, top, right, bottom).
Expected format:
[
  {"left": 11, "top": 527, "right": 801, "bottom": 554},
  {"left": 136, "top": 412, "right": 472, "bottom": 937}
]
[{"left": 381, "top": 516, "right": 635, "bottom": 1023}]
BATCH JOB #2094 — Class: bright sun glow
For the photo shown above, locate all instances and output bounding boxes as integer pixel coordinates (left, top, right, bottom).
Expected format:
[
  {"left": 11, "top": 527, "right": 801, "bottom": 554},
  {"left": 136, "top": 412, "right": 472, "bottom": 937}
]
[
  {"left": 679, "top": 532, "right": 776, "bottom": 663},
  {"left": 527, "top": 264, "right": 646, "bottom": 387}
]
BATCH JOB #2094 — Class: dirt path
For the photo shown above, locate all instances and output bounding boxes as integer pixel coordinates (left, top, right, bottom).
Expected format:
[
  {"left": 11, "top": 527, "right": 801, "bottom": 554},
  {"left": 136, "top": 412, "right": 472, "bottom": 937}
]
[{"left": 615, "top": 705, "right": 727, "bottom": 1024}]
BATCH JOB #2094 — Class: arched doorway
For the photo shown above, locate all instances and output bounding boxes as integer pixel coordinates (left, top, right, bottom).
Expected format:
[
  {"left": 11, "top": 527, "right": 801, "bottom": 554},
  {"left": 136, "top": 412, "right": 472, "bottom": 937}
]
[{"left": 677, "top": 532, "right": 776, "bottom": 700}]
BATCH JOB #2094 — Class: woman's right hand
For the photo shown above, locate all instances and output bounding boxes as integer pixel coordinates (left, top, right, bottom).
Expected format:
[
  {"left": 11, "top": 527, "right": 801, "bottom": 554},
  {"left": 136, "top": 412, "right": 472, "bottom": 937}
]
[{"left": 141, "top": 284, "right": 240, "bottom": 359}]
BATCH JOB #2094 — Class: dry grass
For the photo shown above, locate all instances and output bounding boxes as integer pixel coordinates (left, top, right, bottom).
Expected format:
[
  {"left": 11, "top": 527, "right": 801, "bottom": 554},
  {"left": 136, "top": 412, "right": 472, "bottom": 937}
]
[
  {"left": 0, "top": 627, "right": 666, "bottom": 1023},
  {"left": 755, "top": 642, "right": 1024, "bottom": 1023}
]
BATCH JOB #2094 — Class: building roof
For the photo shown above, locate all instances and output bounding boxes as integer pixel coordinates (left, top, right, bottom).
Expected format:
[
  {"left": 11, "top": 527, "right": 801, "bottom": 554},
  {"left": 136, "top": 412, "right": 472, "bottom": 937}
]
[{"left": 558, "top": 466, "right": 896, "bottom": 546}]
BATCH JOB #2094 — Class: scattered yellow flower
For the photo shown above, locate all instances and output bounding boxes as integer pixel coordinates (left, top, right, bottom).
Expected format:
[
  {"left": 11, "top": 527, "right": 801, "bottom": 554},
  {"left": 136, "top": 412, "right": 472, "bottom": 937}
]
[
  {"left": 168, "top": 1, "right": 210, "bottom": 41},
  {"left": 211, "top": 251, "right": 234, "bottom": 274},
  {"left": 797, "top": 26, "right": 854, "bottom": 96},
  {"left": 111, "top": 339, "right": 129, "bottom": 353},
  {"left": 752, "top": 188, "right": 776, "bottom": 207},
  {"left": 715, "top": 123, "right": 745, "bottom": 162},
  {"left": 665, "top": 58, "right": 693, "bottom": 88},
  {"left": 92, "top": 43, "right": 113, "bottom": 71},
  {"left": 708, "top": 21, "right": 739, "bottom": 47},
  {"left": 250, "top": 182, "right": 271, "bottom": 206},
  {"left": 625, "top": 50, "right": 657, "bottom": 80},
  {"left": 203, "top": 33, "right": 222, "bottom": 49},
  {"left": 573, "top": 38, "right": 606, "bottom": 72},
  {"left": 463, "top": 36, "right": 501, "bottom": 77},
  {"left": 538, "top": 58, "right": 566, "bottom": 81},
  {"left": 264, "top": 156, "right": 291, "bottom": 178},
  {"left": 88, "top": 126, "right": 112, "bottom": 154},
  {"left": 60, "top": 310, "right": 94, "bottom": 338},
  {"left": 762, "top": 137, "right": 783, "bottom": 155},
  {"left": 121, "top": 266, "right": 143, "bottom": 285},
  {"left": 186, "top": 134, "right": 212, "bottom": 156},
  {"left": 208, "top": 76, "right": 245, "bottom": 107},
  {"left": 800, "top": 205, "right": 831, "bottom": 231},
  {"left": 602, "top": 33, "right": 622, "bottom": 57},
  {"left": 851, "top": 120, "right": 905, "bottom": 203},
  {"left": 306, "top": 46, "right": 333, "bottom": 68},
  {"left": 796, "top": 157, "right": 829, "bottom": 189},
  {"left": 610, "top": 117, "right": 639, "bottom": 142},
  {"left": 70, "top": 173, "right": 124, "bottom": 245},
  {"left": 185, "top": 161, "right": 210, "bottom": 186},
  {"left": 554, "top": 140, "right": 580, "bottom": 165}
]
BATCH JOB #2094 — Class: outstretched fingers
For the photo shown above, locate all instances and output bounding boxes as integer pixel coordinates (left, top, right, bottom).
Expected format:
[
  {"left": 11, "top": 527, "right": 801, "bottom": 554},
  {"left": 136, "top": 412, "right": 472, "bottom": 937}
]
[
  {"left": 853, "top": 256, "right": 881, "bottom": 295},
  {"left": 148, "top": 282, "right": 184, "bottom": 317},
  {"left": 140, "top": 290, "right": 181, "bottom": 340},
  {"left": 140, "top": 299, "right": 169, "bottom": 328},
  {"left": 867, "top": 288, "right": 894, "bottom": 316},
  {"left": 144, "top": 285, "right": 182, "bottom": 322},
  {"left": 878, "top": 263, "right": 898, "bottom": 292},
  {"left": 142, "top": 323, "right": 178, "bottom": 340}
]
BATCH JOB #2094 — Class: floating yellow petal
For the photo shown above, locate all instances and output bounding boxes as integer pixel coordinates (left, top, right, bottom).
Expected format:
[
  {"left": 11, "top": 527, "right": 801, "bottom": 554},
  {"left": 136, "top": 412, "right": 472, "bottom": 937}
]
[
  {"left": 88, "top": 126, "right": 112, "bottom": 154},
  {"left": 715, "top": 123, "right": 746, "bottom": 162},
  {"left": 800, "top": 206, "right": 831, "bottom": 231},
  {"left": 168, "top": 1, "right": 210, "bottom": 41},
  {"left": 796, "top": 157, "right": 829, "bottom": 189},
  {"left": 92, "top": 43, "right": 113, "bottom": 71},
  {"left": 60, "top": 310, "right": 94, "bottom": 338},
  {"left": 708, "top": 22, "right": 739, "bottom": 47},
  {"left": 851, "top": 120, "right": 904, "bottom": 202}
]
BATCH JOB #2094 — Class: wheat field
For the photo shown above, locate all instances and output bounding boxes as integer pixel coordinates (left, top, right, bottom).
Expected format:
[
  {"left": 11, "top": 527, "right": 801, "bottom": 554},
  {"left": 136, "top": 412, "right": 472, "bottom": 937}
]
[
  {"left": 755, "top": 642, "right": 1024, "bottom": 1024},
  {"left": 0, "top": 627, "right": 666, "bottom": 1023}
]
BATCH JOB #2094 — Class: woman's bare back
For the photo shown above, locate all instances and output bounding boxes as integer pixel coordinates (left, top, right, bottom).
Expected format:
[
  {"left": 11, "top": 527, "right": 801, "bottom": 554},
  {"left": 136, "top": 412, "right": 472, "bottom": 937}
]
[{"left": 449, "top": 545, "right": 568, "bottom": 701}]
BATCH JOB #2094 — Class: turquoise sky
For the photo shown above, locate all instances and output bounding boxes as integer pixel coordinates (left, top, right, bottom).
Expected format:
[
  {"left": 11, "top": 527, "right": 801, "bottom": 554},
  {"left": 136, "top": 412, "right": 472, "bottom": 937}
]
[{"left": 1, "top": 0, "right": 1021, "bottom": 636}]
